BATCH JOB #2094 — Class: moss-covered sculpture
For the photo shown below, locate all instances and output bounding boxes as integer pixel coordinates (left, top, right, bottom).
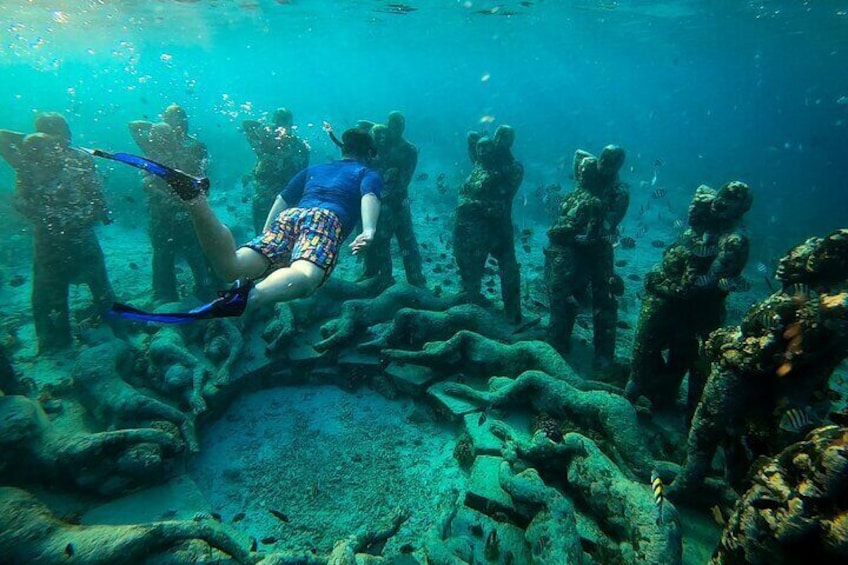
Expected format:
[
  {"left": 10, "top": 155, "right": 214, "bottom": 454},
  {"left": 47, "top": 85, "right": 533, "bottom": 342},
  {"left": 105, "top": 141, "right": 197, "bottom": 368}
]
[
  {"left": 625, "top": 182, "right": 752, "bottom": 416},
  {"left": 360, "top": 303, "right": 542, "bottom": 352},
  {"left": 710, "top": 425, "right": 848, "bottom": 564},
  {"left": 0, "top": 486, "right": 412, "bottom": 565},
  {"left": 315, "top": 282, "right": 461, "bottom": 352},
  {"left": 442, "top": 370, "right": 653, "bottom": 475},
  {"left": 0, "top": 395, "right": 181, "bottom": 495},
  {"left": 72, "top": 341, "right": 198, "bottom": 453},
  {"left": 545, "top": 145, "right": 629, "bottom": 366},
  {"left": 383, "top": 330, "right": 617, "bottom": 393},
  {"left": 454, "top": 126, "right": 524, "bottom": 324},
  {"left": 671, "top": 229, "right": 848, "bottom": 504}
]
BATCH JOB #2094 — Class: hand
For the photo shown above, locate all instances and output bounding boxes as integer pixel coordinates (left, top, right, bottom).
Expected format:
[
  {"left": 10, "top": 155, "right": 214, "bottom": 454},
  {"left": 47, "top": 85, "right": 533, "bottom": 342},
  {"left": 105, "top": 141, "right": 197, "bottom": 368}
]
[
  {"left": 322, "top": 121, "right": 333, "bottom": 133},
  {"left": 349, "top": 229, "right": 375, "bottom": 255}
]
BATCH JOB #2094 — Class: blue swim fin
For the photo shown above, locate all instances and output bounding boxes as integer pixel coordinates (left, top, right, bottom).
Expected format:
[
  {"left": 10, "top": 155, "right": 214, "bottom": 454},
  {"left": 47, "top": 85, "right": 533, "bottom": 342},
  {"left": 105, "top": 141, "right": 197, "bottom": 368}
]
[
  {"left": 84, "top": 147, "right": 209, "bottom": 201},
  {"left": 110, "top": 279, "right": 254, "bottom": 324}
]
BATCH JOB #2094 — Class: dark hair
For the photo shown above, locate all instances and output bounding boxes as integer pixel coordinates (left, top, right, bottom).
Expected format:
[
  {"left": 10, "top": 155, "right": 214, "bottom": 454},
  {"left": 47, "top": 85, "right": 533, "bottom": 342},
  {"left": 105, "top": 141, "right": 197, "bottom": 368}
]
[{"left": 341, "top": 128, "right": 376, "bottom": 160}]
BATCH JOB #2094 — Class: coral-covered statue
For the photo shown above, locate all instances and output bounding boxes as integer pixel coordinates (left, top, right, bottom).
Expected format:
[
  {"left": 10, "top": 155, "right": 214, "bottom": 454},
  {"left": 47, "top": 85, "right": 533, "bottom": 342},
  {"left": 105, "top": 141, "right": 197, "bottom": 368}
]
[{"left": 671, "top": 229, "right": 848, "bottom": 504}]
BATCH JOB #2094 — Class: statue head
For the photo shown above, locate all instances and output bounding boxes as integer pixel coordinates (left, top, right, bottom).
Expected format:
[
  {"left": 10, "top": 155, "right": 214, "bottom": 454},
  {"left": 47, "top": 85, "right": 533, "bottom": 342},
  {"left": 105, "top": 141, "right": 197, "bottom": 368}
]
[
  {"left": 711, "top": 181, "right": 752, "bottom": 222},
  {"left": 273, "top": 107, "right": 293, "bottom": 129},
  {"left": 493, "top": 125, "right": 515, "bottom": 150},
  {"left": 371, "top": 124, "right": 389, "bottom": 152},
  {"left": 476, "top": 136, "right": 496, "bottom": 168},
  {"left": 598, "top": 145, "right": 626, "bottom": 177},
  {"left": 387, "top": 111, "right": 405, "bottom": 141},
  {"left": 163, "top": 104, "right": 189, "bottom": 137},
  {"left": 34, "top": 112, "right": 71, "bottom": 145}
]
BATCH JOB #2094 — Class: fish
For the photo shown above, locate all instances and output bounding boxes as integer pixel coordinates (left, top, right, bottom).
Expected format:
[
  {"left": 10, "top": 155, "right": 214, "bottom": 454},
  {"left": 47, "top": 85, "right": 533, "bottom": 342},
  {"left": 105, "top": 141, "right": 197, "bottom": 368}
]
[
  {"left": 192, "top": 511, "right": 221, "bottom": 522},
  {"left": 710, "top": 505, "right": 726, "bottom": 526},
  {"left": 694, "top": 274, "right": 716, "bottom": 288},
  {"left": 651, "top": 470, "right": 664, "bottom": 525},
  {"left": 636, "top": 224, "right": 649, "bottom": 238},
  {"left": 231, "top": 511, "right": 246, "bottom": 523},
  {"left": 756, "top": 262, "right": 768, "bottom": 274},
  {"left": 650, "top": 240, "right": 666, "bottom": 249},
  {"left": 718, "top": 276, "right": 751, "bottom": 292},
  {"left": 65, "top": 543, "right": 75, "bottom": 557},
  {"left": 779, "top": 407, "right": 816, "bottom": 433},
  {"left": 616, "top": 320, "right": 631, "bottom": 329},
  {"left": 478, "top": 411, "right": 487, "bottom": 425},
  {"left": 651, "top": 187, "right": 666, "bottom": 199},
  {"left": 249, "top": 537, "right": 258, "bottom": 552},
  {"left": 784, "top": 283, "right": 816, "bottom": 299},
  {"left": 377, "top": 3, "right": 417, "bottom": 14},
  {"left": 260, "top": 536, "right": 278, "bottom": 545},
  {"left": 673, "top": 219, "right": 684, "bottom": 229},
  {"left": 627, "top": 274, "right": 641, "bottom": 281},
  {"left": 615, "top": 259, "right": 628, "bottom": 267},
  {"left": 513, "top": 316, "right": 542, "bottom": 334},
  {"left": 415, "top": 172, "right": 428, "bottom": 181},
  {"left": 692, "top": 244, "right": 718, "bottom": 258},
  {"left": 269, "top": 509, "right": 290, "bottom": 523},
  {"left": 9, "top": 274, "right": 26, "bottom": 287},
  {"left": 620, "top": 237, "right": 636, "bottom": 249}
]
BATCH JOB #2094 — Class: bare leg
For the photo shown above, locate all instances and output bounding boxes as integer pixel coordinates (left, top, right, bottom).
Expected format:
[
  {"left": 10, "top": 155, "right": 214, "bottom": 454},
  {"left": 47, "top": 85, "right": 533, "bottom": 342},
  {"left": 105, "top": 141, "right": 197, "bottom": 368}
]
[
  {"left": 250, "top": 260, "right": 324, "bottom": 307},
  {"left": 186, "top": 197, "right": 266, "bottom": 281}
]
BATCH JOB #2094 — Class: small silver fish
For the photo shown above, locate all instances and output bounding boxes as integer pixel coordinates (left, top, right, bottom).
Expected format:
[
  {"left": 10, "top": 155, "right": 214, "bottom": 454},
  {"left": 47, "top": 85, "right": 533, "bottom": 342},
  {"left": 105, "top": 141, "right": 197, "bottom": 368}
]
[{"left": 756, "top": 262, "right": 768, "bottom": 274}]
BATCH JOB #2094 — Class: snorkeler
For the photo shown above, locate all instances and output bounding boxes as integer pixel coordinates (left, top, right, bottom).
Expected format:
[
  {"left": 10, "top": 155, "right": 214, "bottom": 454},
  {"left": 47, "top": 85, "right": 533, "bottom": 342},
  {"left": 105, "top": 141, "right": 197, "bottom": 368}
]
[{"left": 89, "top": 128, "right": 381, "bottom": 322}]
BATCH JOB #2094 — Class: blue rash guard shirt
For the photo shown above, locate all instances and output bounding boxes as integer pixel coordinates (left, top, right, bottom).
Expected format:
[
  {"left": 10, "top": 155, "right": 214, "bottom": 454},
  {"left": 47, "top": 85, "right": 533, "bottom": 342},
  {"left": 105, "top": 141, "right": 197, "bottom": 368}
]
[{"left": 280, "top": 159, "right": 382, "bottom": 238}]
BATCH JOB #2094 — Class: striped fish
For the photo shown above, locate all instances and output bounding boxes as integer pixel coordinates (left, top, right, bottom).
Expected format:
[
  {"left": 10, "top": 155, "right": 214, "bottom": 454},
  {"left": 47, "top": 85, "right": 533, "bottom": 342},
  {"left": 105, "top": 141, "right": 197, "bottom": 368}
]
[
  {"left": 651, "top": 470, "right": 664, "bottom": 526},
  {"left": 779, "top": 407, "right": 815, "bottom": 434}
]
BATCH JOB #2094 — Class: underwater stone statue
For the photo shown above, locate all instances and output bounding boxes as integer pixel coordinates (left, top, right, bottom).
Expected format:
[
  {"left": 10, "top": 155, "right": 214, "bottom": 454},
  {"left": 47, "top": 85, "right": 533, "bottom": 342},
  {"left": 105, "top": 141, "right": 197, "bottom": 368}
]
[
  {"left": 670, "top": 229, "right": 848, "bottom": 505},
  {"left": 358, "top": 111, "right": 426, "bottom": 289},
  {"left": 544, "top": 145, "right": 629, "bottom": 367},
  {"left": 710, "top": 424, "right": 848, "bottom": 564},
  {"left": 453, "top": 125, "right": 524, "bottom": 324},
  {"left": 625, "top": 181, "right": 752, "bottom": 415},
  {"left": 129, "top": 106, "right": 216, "bottom": 303},
  {"left": 0, "top": 394, "right": 182, "bottom": 495},
  {"left": 1, "top": 113, "right": 114, "bottom": 353},
  {"left": 242, "top": 106, "right": 310, "bottom": 233}
]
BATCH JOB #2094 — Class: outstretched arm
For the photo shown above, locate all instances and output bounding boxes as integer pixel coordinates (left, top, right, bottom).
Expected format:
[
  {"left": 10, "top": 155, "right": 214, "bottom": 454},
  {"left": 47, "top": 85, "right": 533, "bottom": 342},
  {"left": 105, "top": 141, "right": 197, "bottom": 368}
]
[{"left": 350, "top": 193, "right": 380, "bottom": 254}]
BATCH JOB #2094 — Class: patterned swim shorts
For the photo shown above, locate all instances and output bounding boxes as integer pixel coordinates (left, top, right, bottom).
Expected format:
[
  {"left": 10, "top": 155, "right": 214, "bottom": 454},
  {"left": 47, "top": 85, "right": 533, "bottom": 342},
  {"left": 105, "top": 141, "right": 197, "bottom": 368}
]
[{"left": 243, "top": 207, "right": 343, "bottom": 278}]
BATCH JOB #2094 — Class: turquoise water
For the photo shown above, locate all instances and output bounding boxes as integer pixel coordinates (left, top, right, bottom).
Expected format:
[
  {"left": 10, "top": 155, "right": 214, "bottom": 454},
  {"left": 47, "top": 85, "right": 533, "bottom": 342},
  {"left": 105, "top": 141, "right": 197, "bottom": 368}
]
[{"left": 1, "top": 1, "right": 847, "bottom": 563}]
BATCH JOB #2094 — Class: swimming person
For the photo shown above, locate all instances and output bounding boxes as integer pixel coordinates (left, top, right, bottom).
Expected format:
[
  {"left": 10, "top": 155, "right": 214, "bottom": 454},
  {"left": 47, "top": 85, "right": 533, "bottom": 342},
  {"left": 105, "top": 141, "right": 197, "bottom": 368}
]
[{"left": 92, "top": 128, "right": 381, "bottom": 322}]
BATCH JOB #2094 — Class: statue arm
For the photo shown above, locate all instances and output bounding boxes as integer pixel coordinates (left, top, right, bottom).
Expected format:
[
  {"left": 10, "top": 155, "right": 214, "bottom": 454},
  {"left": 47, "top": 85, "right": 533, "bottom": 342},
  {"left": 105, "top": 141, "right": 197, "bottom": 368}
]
[
  {"left": 242, "top": 120, "right": 265, "bottom": 153},
  {"left": 607, "top": 184, "right": 630, "bottom": 230},
  {"left": 710, "top": 233, "right": 749, "bottom": 281},
  {"left": 397, "top": 145, "right": 418, "bottom": 190},
  {"left": 127, "top": 121, "right": 155, "bottom": 154},
  {"left": 0, "top": 130, "right": 26, "bottom": 169}
]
